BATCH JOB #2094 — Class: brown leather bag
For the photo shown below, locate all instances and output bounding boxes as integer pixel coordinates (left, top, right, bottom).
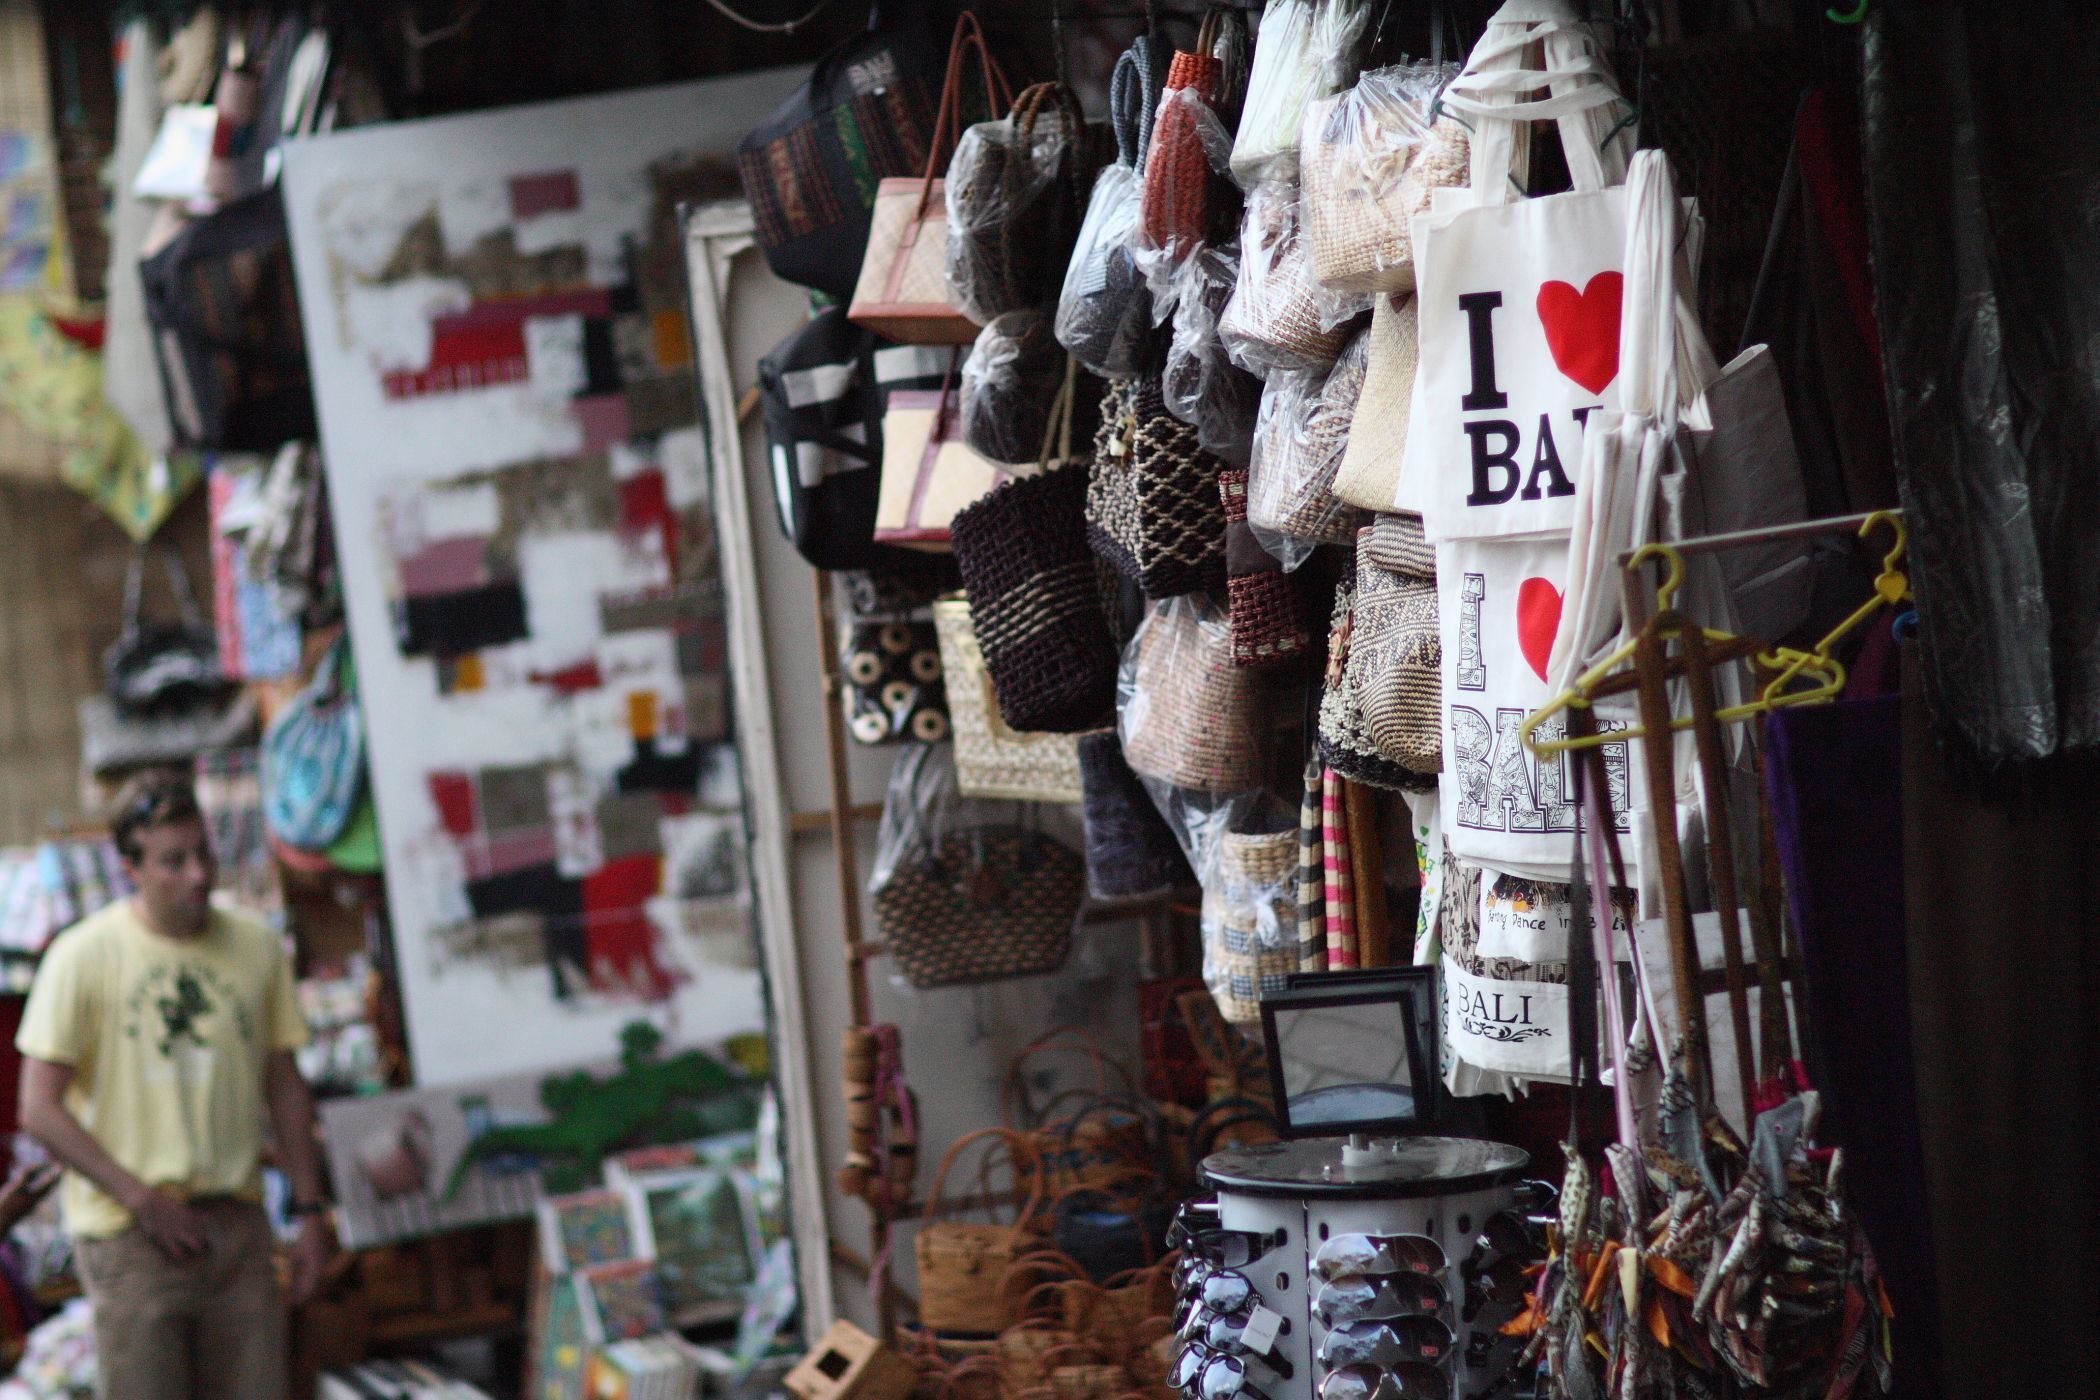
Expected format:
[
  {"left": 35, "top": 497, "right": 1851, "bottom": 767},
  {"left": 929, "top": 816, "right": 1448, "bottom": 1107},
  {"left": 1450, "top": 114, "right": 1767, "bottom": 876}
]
[{"left": 849, "top": 13, "right": 1014, "bottom": 344}]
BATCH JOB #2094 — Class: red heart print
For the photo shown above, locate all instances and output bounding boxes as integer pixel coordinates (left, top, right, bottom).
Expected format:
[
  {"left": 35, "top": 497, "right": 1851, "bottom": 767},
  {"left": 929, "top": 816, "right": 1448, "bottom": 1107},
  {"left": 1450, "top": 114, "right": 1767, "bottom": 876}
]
[
  {"left": 1516, "top": 577, "right": 1563, "bottom": 683},
  {"left": 1535, "top": 272, "right": 1624, "bottom": 396}
]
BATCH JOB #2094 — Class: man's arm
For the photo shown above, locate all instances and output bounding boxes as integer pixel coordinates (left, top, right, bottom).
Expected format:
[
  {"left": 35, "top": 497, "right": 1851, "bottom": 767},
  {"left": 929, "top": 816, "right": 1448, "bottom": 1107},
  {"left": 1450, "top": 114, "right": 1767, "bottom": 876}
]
[
  {"left": 17, "top": 1056, "right": 207, "bottom": 1257},
  {"left": 266, "top": 1049, "right": 334, "bottom": 1303}
]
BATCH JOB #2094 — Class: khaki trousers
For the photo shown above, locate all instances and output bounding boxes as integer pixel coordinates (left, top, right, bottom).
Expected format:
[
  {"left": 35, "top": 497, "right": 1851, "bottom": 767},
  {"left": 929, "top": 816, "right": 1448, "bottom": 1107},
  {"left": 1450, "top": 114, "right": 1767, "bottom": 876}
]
[{"left": 74, "top": 1200, "right": 287, "bottom": 1400}]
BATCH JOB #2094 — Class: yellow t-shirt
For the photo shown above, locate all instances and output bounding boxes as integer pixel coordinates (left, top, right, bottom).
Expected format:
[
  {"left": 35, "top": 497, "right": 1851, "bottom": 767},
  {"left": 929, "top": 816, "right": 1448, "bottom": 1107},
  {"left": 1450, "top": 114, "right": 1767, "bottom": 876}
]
[{"left": 15, "top": 900, "right": 308, "bottom": 1238}]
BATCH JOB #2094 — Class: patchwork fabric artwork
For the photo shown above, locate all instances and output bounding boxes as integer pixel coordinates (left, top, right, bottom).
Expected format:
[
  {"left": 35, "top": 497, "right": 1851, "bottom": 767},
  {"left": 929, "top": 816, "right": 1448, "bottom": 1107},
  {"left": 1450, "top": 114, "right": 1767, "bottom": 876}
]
[{"left": 282, "top": 76, "right": 805, "bottom": 1083}]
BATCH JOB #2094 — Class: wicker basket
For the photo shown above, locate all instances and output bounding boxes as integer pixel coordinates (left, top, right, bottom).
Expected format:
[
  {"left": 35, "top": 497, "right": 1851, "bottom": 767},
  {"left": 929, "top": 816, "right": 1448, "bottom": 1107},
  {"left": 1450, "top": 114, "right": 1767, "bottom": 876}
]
[
  {"left": 916, "top": 1128, "right": 1046, "bottom": 1335},
  {"left": 1119, "top": 598, "right": 1267, "bottom": 794}
]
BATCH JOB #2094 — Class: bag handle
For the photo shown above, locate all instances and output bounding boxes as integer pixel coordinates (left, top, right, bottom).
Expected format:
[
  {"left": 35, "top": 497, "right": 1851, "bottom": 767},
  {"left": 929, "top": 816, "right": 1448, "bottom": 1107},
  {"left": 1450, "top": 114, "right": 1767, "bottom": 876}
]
[
  {"left": 1037, "top": 356, "right": 1079, "bottom": 470},
  {"left": 1001, "top": 1025, "right": 1136, "bottom": 1129},
  {"left": 918, "top": 11, "right": 1017, "bottom": 220},
  {"left": 924, "top": 1125, "right": 1043, "bottom": 1227},
  {"left": 1439, "top": 3, "right": 1634, "bottom": 202},
  {"left": 1109, "top": 35, "right": 1158, "bottom": 172}
]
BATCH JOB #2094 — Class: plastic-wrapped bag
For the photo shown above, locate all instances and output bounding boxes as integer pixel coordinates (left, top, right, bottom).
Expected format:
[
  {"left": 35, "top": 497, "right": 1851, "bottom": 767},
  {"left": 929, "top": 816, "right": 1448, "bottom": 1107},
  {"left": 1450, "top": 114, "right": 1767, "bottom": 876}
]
[
  {"left": 1219, "top": 182, "right": 1361, "bottom": 375},
  {"left": 1246, "top": 328, "right": 1371, "bottom": 567},
  {"left": 1301, "top": 62, "right": 1462, "bottom": 296},
  {"left": 946, "top": 81, "right": 1092, "bottom": 329},
  {"left": 1140, "top": 24, "right": 1240, "bottom": 260},
  {"left": 961, "top": 310, "right": 1092, "bottom": 467},
  {"left": 1163, "top": 245, "right": 1261, "bottom": 465},
  {"left": 1055, "top": 40, "right": 1158, "bottom": 378},
  {"left": 870, "top": 742, "right": 1083, "bottom": 990},
  {"left": 1084, "top": 375, "right": 1229, "bottom": 600},
  {"left": 1118, "top": 595, "right": 1269, "bottom": 794},
  {"left": 1229, "top": 0, "right": 1372, "bottom": 186},
  {"left": 1202, "top": 819, "right": 1303, "bottom": 1025}
]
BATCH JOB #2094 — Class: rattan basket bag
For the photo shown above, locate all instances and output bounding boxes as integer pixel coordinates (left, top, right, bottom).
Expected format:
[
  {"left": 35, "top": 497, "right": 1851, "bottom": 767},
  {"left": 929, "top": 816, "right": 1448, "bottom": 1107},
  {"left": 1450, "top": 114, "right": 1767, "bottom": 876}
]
[{"left": 917, "top": 1127, "right": 1048, "bottom": 1334}]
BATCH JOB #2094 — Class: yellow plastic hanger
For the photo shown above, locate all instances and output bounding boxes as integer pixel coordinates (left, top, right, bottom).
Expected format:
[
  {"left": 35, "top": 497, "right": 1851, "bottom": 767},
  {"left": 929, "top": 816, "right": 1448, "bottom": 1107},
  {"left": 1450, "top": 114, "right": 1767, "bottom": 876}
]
[{"left": 1750, "top": 510, "right": 1909, "bottom": 707}]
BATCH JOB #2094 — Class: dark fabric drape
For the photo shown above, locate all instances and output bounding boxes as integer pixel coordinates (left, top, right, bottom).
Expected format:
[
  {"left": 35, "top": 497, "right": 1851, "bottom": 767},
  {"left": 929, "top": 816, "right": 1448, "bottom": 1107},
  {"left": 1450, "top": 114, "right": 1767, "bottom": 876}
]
[
  {"left": 1861, "top": 3, "right": 2100, "bottom": 767},
  {"left": 1763, "top": 695, "right": 1940, "bottom": 1400}
]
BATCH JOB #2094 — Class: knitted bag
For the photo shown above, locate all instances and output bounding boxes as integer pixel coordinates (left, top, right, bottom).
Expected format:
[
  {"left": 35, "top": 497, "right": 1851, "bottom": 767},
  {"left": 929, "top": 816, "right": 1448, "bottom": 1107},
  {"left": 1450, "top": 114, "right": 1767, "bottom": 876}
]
[
  {"left": 1139, "top": 8, "right": 1244, "bottom": 256},
  {"left": 1332, "top": 291, "right": 1418, "bottom": 511},
  {"left": 1054, "top": 39, "right": 1159, "bottom": 379},
  {"left": 934, "top": 597, "right": 1085, "bottom": 803},
  {"left": 1219, "top": 469, "right": 1312, "bottom": 670},
  {"left": 952, "top": 463, "right": 1121, "bottom": 733},
  {"left": 1084, "top": 376, "right": 1228, "bottom": 600},
  {"left": 1300, "top": 64, "right": 1465, "bottom": 296},
  {"left": 1345, "top": 515, "right": 1441, "bottom": 776},
  {"left": 962, "top": 311, "right": 1101, "bottom": 467},
  {"left": 1219, "top": 181, "right": 1359, "bottom": 375},
  {"left": 945, "top": 81, "right": 1091, "bottom": 329},
  {"left": 877, "top": 821, "right": 1084, "bottom": 989},
  {"left": 1203, "top": 826, "right": 1301, "bottom": 1026},
  {"left": 1119, "top": 597, "right": 1266, "bottom": 794},
  {"left": 1317, "top": 573, "right": 1433, "bottom": 792},
  {"left": 1076, "top": 730, "right": 1190, "bottom": 901},
  {"left": 1246, "top": 328, "right": 1371, "bottom": 550}
]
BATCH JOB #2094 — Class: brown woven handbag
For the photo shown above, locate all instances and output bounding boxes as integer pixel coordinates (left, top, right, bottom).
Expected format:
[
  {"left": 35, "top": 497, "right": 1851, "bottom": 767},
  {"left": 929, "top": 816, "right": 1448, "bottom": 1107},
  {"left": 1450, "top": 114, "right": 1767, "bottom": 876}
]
[
  {"left": 1085, "top": 376, "right": 1229, "bottom": 600},
  {"left": 850, "top": 14, "right": 1016, "bottom": 344},
  {"left": 1119, "top": 597, "right": 1267, "bottom": 794},
  {"left": 1345, "top": 514, "right": 1442, "bottom": 777},
  {"left": 1219, "top": 468, "right": 1312, "bottom": 669},
  {"left": 946, "top": 80, "right": 1091, "bottom": 328},
  {"left": 876, "top": 818, "right": 1084, "bottom": 989},
  {"left": 917, "top": 1127, "right": 1048, "bottom": 1335},
  {"left": 1139, "top": 8, "right": 1242, "bottom": 256}
]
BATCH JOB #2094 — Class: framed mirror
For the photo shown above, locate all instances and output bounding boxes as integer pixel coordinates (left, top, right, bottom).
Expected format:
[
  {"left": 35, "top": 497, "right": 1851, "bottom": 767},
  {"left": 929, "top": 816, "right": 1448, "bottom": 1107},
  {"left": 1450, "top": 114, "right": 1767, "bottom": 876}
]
[{"left": 1260, "top": 969, "right": 1439, "bottom": 1139}]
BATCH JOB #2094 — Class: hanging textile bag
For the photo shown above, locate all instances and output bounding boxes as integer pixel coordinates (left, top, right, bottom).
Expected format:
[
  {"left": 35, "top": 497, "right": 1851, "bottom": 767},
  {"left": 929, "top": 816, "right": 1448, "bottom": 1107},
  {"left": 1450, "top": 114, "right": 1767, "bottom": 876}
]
[
  {"left": 1219, "top": 468, "right": 1312, "bottom": 670},
  {"left": 103, "top": 546, "right": 236, "bottom": 716},
  {"left": 934, "top": 597, "right": 1084, "bottom": 803},
  {"left": 1054, "top": 37, "right": 1158, "bottom": 379},
  {"left": 1076, "top": 731, "right": 1190, "bottom": 901},
  {"left": 1202, "top": 826, "right": 1301, "bottom": 1026},
  {"left": 1118, "top": 596, "right": 1267, "bottom": 794},
  {"left": 262, "top": 639, "right": 366, "bottom": 852},
  {"left": 945, "top": 80, "right": 1092, "bottom": 329},
  {"left": 1299, "top": 62, "right": 1464, "bottom": 296},
  {"left": 872, "top": 745, "right": 1084, "bottom": 990},
  {"left": 1227, "top": 0, "right": 1370, "bottom": 185},
  {"left": 1399, "top": 0, "right": 1639, "bottom": 540},
  {"left": 1218, "top": 182, "right": 1358, "bottom": 376},
  {"left": 872, "top": 356, "right": 1022, "bottom": 549},
  {"left": 1139, "top": 8, "right": 1243, "bottom": 257},
  {"left": 1162, "top": 244, "right": 1261, "bottom": 466},
  {"left": 950, "top": 458, "right": 1120, "bottom": 734},
  {"left": 139, "top": 186, "right": 314, "bottom": 451},
  {"left": 1343, "top": 514, "right": 1442, "bottom": 777},
  {"left": 840, "top": 609, "right": 948, "bottom": 746},
  {"left": 849, "top": 13, "right": 1015, "bottom": 345},
  {"left": 961, "top": 311, "right": 1096, "bottom": 468},
  {"left": 1331, "top": 291, "right": 1418, "bottom": 510},
  {"left": 1244, "top": 328, "right": 1371, "bottom": 562},
  {"left": 1083, "top": 374, "right": 1229, "bottom": 601},
  {"left": 758, "top": 307, "right": 953, "bottom": 571},
  {"left": 1317, "top": 573, "right": 1431, "bottom": 793},
  {"left": 735, "top": 9, "right": 943, "bottom": 299}
]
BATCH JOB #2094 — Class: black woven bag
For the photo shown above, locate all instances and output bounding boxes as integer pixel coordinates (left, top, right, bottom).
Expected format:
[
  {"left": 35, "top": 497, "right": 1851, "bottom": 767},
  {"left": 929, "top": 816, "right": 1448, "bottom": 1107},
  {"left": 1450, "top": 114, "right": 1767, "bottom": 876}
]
[
  {"left": 875, "top": 825, "right": 1083, "bottom": 988},
  {"left": 1077, "top": 730, "right": 1191, "bottom": 901},
  {"left": 735, "top": 12, "right": 943, "bottom": 299},
  {"left": 951, "top": 462, "right": 1121, "bottom": 733},
  {"left": 1085, "top": 375, "right": 1229, "bottom": 599}
]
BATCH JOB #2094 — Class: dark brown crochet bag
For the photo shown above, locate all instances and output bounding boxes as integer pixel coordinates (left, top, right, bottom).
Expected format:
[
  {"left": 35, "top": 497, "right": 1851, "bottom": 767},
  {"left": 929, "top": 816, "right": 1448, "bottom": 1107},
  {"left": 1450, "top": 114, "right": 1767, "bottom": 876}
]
[{"left": 1084, "top": 375, "right": 1228, "bottom": 599}]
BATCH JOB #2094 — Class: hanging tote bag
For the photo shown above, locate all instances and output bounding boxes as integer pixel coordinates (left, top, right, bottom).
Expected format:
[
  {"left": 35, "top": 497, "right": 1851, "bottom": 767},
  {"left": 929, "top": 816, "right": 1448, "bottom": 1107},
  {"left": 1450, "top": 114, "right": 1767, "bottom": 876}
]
[
  {"left": 1332, "top": 290, "right": 1418, "bottom": 510},
  {"left": 916, "top": 1128, "right": 1048, "bottom": 1334},
  {"left": 875, "top": 813, "right": 1084, "bottom": 991},
  {"left": 848, "top": 12, "right": 1015, "bottom": 345},
  {"left": 934, "top": 597, "right": 1086, "bottom": 803},
  {"left": 1399, "top": 0, "right": 1640, "bottom": 541},
  {"left": 262, "top": 640, "right": 366, "bottom": 852},
  {"left": 1345, "top": 514, "right": 1443, "bottom": 778},
  {"left": 1300, "top": 62, "right": 1465, "bottom": 297},
  {"left": 735, "top": 9, "right": 943, "bottom": 299},
  {"left": 1054, "top": 38, "right": 1160, "bottom": 380},
  {"left": 872, "top": 355, "right": 1023, "bottom": 549},
  {"left": 1227, "top": 0, "right": 1371, "bottom": 186},
  {"left": 103, "top": 546, "right": 236, "bottom": 716},
  {"left": 945, "top": 80, "right": 1092, "bottom": 329},
  {"left": 1084, "top": 374, "right": 1230, "bottom": 601},
  {"left": 1139, "top": 7, "right": 1242, "bottom": 258}
]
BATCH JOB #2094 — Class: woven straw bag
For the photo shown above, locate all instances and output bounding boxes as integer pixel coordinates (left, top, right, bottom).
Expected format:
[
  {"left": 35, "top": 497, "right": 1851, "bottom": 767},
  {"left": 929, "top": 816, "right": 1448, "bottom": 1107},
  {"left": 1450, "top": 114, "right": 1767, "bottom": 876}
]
[
  {"left": 1204, "top": 828, "right": 1300, "bottom": 1025},
  {"left": 934, "top": 597, "right": 1085, "bottom": 802},
  {"left": 850, "top": 15, "right": 1015, "bottom": 344},
  {"left": 1247, "top": 329, "right": 1371, "bottom": 548},
  {"left": 875, "top": 803, "right": 1085, "bottom": 989},
  {"left": 1333, "top": 291, "right": 1419, "bottom": 511},
  {"left": 1119, "top": 598, "right": 1266, "bottom": 794},
  {"left": 1301, "top": 69, "right": 1468, "bottom": 295},
  {"left": 1139, "top": 8, "right": 1243, "bottom": 256},
  {"left": 1085, "top": 377, "right": 1229, "bottom": 600},
  {"left": 946, "top": 81, "right": 1090, "bottom": 329},
  {"left": 1345, "top": 515, "right": 1441, "bottom": 776},
  {"left": 917, "top": 1127, "right": 1047, "bottom": 1334},
  {"left": 1219, "top": 469, "right": 1312, "bottom": 670},
  {"left": 1219, "top": 182, "right": 1357, "bottom": 373},
  {"left": 1317, "top": 573, "right": 1432, "bottom": 792}
]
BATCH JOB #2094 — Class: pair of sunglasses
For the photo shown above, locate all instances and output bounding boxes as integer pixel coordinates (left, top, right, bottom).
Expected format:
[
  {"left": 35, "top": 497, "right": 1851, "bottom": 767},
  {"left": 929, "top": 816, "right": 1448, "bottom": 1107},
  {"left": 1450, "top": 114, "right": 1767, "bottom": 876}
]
[
  {"left": 1313, "top": 1234, "right": 1448, "bottom": 1283},
  {"left": 1176, "top": 1269, "right": 1256, "bottom": 1328},
  {"left": 1318, "top": 1361, "right": 1450, "bottom": 1400},
  {"left": 1173, "top": 1343, "right": 1283, "bottom": 1400},
  {"left": 1460, "top": 1213, "right": 1548, "bottom": 1327},
  {"left": 1315, "top": 1273, "right": 1450, "bottom": 1328},
  {"left": 1176, "top": 1225, "right": 1290, "bottom": 1270},
  {"left": 1317, "top": 1316, "right": 1458, "bottom": 1371}
]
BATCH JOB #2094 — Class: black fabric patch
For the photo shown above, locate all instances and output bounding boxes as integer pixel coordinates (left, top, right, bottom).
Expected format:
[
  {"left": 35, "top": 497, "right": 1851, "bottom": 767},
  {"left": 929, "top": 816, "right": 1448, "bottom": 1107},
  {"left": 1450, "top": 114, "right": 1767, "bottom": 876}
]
[{"left": 397, "top": 581, "right": 529, "bottom": 657}]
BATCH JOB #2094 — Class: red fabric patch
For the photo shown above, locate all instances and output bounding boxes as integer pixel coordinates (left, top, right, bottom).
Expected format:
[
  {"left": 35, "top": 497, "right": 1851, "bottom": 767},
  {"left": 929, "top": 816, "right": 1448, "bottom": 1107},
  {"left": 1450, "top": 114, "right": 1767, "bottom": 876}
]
[
  {"left": 509, "top": 170, "right": 581, "bottom": 219},
  {"left": 619, "top": 470, "right": 677, "bottom": 574},
  {"left": 427, "top": 772, "right": 478, "bottom": 837},
  {"left": 529, "top": 661, "right": 604, "bottom": 694},
  {"left": 582, "top": 855, "right": 675, "bottom": 1001}
]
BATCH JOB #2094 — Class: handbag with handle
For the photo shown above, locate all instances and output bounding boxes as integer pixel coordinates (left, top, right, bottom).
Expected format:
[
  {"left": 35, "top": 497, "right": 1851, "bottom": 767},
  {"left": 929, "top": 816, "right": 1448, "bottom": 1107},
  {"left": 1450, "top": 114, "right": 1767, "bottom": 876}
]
[
  {"left": 1084, "top": 373, "right": 1229, "bottom": 602},
  {"left": 945, "top": 80, "right": 1092, "bottom": 329},
  {"left": 1332, "top": 290, "right": 1418, "bottom": 511},
  {"left": 873, "top": 353, "right": 1025, "bottom": 550},
  {"left": 1139, "top": 7, "right": 1244, "bottom": 258},
  {"left": 263, "top": 638, "right": 366, "bottom": 852},
  {"left": 104, "top": 546, "right": 237, "bottom": 716},
  {"left": 1300, "top": 61, "right": 1464, "bottom": 296},
  {"left": 734, "top": 8, "right": 943, "bottom": 299},
  {"left": 934, "top": 596, "right": 1084, "bottom": 803},
  {"left": 915, "top": 1128, "right": 1049, "bottom": 1334},
  {"left": 849, "top": 12, "right": 1015, "bottom": 345},
  {"left": 1054, "top": 37, "right": 1159, "bottom": 379}
]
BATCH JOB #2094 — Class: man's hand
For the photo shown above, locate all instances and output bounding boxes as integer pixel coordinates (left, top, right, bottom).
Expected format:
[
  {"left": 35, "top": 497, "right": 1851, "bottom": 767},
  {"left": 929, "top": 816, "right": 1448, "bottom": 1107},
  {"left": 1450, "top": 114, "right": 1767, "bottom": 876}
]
[
  {"left": 0, "top": 1164, "right": 59, "bottom": 1233},
  {"left": 287, "top": 1213, "right": 334, "bottom": 1306},
  {"left": 125, "top": 1185, "right": 209, "bottom": 1261}
]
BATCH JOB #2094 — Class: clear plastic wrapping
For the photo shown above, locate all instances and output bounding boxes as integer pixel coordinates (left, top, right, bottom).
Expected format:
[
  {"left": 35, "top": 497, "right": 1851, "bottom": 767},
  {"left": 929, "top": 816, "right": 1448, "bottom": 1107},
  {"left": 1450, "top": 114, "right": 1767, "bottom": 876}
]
[
  {"left": 1229, "top": 0, "right": 1373, "bottom": 188},
  {"left": 1246, "top": 327, "right": 1373, "bottom": 567},
  {"left": 1140, "top": 83, "right": 1238, "bottom": 261},
  {"left": 1220, "top": 181, "right": 1363, "bottom": 376},
  {"left": 1055, "top": 162, "right": 1153, "bottom": 378},
  {"left": 961, "top": 310, "right": 1066, "bottom": 466},
  {"left": 1163, "top": 245, "right": 1261, "bottom": 466},
  {"left": 1118, "top": 596, "right": 1272, "bottom": 797},
  {"left": 945, "top": 84, "right": 1090, "bottom": 329},
  {"left": 1301, "top": 61, "right": 1462, "bottom": 298}
]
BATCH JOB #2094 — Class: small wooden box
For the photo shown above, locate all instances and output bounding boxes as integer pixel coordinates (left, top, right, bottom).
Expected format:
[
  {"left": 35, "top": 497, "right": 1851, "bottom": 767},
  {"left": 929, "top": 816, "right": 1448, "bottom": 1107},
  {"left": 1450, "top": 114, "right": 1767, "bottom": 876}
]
[{"left": 784, "top": 1321, "right": 918, "bottom": 1400}]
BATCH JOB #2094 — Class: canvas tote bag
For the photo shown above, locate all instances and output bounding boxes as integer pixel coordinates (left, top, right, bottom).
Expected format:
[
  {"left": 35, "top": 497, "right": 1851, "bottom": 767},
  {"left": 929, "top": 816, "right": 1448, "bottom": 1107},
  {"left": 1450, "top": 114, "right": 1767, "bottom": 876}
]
[{"left": 1398, "top": 0, "right": 1638, "bottom": 541}]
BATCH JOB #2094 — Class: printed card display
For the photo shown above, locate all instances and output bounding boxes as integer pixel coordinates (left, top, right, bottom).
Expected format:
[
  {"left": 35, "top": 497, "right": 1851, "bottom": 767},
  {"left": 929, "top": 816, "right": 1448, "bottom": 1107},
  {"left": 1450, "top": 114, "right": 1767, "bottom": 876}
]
[
  {"left": 1477, "top": 869, "right": 1635, "bottom": 965},
  {"left": 1436, "top": 534, "right": 1630, "bottom": 881},
  {"left": 537, "top": 1189, "right": 638, "bottom": 1273}
]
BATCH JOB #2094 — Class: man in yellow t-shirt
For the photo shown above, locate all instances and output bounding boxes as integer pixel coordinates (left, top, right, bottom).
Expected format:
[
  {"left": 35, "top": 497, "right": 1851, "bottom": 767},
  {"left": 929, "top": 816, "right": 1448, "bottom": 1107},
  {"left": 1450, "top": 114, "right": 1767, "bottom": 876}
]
[{"left": 17, "top": 771, "right": 334, "bottom": 1400}]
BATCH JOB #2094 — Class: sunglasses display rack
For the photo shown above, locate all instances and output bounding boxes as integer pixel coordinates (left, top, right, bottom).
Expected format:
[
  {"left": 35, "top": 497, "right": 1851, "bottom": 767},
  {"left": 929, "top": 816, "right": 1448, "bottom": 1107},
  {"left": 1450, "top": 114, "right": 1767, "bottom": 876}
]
[{"left": 1171, "top": 1136, "right": 1542, "bottom": 1400}]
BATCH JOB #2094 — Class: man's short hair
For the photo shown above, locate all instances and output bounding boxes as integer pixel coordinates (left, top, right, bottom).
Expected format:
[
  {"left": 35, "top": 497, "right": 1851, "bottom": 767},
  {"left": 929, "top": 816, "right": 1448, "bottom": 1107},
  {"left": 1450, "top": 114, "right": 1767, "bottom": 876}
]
[{"left": 109, "top": 770, "right": 204, "bottom": 862}]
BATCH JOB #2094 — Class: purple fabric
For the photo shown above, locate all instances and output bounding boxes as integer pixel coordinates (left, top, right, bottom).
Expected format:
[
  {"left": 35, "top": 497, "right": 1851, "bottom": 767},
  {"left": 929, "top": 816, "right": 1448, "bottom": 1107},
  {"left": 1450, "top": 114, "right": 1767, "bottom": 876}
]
[{"left": 1763, "top": 695, "right": 1940, "bottom": 1400}]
